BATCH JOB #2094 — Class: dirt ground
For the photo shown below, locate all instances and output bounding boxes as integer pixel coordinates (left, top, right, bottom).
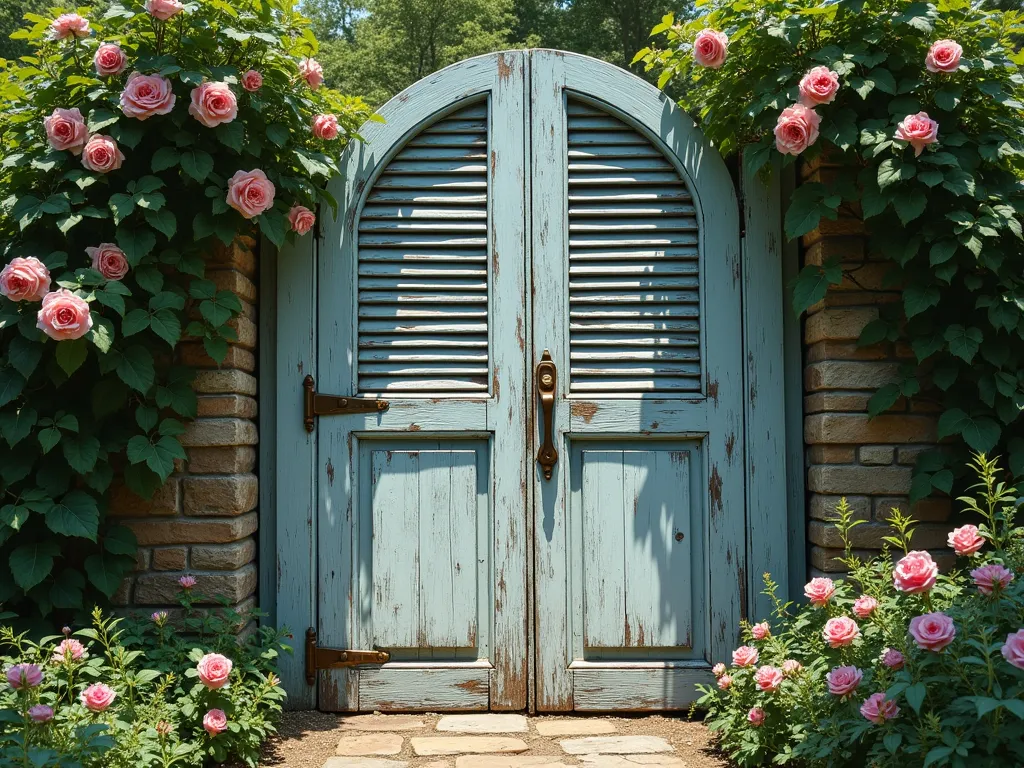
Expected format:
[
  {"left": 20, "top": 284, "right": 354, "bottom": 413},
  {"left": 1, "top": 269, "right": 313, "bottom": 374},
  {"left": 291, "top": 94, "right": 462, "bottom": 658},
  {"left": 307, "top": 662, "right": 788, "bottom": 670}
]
[{"left": 260, "top": 712, "right": 730, "bottom": 768}]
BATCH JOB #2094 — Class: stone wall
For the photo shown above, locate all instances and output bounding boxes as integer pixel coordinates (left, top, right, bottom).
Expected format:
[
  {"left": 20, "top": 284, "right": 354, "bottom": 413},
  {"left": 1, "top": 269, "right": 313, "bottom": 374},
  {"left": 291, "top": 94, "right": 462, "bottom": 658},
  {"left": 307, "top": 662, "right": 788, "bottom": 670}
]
[
  {"left": 110, "top": 237, "right": 259, "bottom": 611},
  {"left": 800, "top": 157, "right": 954, "bottom": 575}
]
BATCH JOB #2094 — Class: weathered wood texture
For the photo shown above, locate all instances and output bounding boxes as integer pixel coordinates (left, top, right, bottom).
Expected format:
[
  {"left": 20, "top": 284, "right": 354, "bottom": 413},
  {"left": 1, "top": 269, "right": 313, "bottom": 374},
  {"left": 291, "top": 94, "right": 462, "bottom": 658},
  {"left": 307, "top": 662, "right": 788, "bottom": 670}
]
[
  {"left": 358, "top": 667, "right": 490, "bottom": 711},
  {"left": 572, "top": 668, "right": 714, "bottom": 711}
]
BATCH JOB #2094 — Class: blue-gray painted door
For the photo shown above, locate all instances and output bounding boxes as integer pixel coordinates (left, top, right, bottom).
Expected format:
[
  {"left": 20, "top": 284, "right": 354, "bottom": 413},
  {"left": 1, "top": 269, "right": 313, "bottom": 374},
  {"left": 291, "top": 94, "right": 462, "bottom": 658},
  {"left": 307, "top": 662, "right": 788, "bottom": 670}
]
[{"left": 317, "top": 50, "right": 744, "bottom": 712}]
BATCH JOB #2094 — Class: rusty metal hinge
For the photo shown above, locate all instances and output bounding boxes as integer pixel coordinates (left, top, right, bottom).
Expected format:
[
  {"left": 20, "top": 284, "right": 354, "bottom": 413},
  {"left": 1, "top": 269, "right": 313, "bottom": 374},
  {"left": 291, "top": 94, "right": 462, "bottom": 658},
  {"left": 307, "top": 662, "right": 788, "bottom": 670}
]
[
  {"left": 302, "top": 375, "right": 389, "bottom": 432},
  {"left": 305, "top": 628, "right": 390, "bottom": 685}
]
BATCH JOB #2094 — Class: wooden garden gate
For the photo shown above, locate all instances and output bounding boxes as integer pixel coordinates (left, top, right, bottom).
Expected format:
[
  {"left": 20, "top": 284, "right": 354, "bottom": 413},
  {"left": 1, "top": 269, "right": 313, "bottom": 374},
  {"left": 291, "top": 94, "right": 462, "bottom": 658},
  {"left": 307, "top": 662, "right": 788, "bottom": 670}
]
[{"left": 269, "top": 49, "right": 792, "bottom": 713}]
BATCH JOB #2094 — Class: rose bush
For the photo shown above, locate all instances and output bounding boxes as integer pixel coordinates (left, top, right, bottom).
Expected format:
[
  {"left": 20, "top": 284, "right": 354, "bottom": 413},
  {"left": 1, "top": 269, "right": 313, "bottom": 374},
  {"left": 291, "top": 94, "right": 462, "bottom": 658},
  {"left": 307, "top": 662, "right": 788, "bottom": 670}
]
[
  {"left": 695, "top": 454, "right": 1024, "bottom": 767},
  {"left": 0, "top": 1, "right": 372, "bottom": 621},
  {"left": 0, "top": 578, "right": 289, "bottom": 767},
  {"left": 636, "top": 0, "right": 1024, "bottom": 499}
]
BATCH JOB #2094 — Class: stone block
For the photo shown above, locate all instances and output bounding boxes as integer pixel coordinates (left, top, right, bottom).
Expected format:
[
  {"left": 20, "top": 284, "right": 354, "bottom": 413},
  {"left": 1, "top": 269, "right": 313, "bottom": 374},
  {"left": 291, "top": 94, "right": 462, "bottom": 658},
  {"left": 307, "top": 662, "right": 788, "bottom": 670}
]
[
  {"left": 187, "top": 446, "right": 257, "bottom": 474},
  {"left": 209, "top": 269, "right": 257, "bottom": 303},
  {"left": 807, "top": 446, "right": 856, "bottom": 464},
  {"left": 808, "top": 465, "right": 912, "bottom": 495},
  {"left": 133, "top": 563, "right": 257, "bottom": 605},
  {"left": 810, "top": 546, "right": 857, "bottom": 572},
  {"left": 805, "top": 361, "right": 900, "bottom": 391},
  {"left": 191, "top": 538, "right": 257, "bottom": 570},
  {"left": 859, "top": 446, "right": 895, "bottom": 465},
  {"left": 179, "top": 343, "right": 256, "bottom": 372},
  {"left": 805, "top": 414, "right": 936, "bottom": 445},
  {"left": 108, "top": 479, "right": 179, "bottom": 518},
  {"left": 804, "top": 392, "right": 872, "bottom": 414},
  {"left": 180, "top": 418, "right": 257, "bottom": 448},
  {"left": 808, "top": 494, "right": 870, "bottom": 522},
  {"left": 126, "top": 512, "right": 257, "bottom": 546},
  {"left": 873, "top": 496, "right": 951, "bottom": 523},
  {"left": 809, "top": 521, "right": 952, "bottom": 550},
  {"left": 804, "top": 237, "right": 864, "bottom": 267},
  {"left": 230, "top": 314, "right": 257, "bottom": 350},
  {"left": 209, "top": 238, "right": 256, "bottom": 276},
  {"left": 193, "top": 369, "right": 257, "bottom": 396},
  {"left": 805, "top": 340, "right": 894, "bottom": 363},
  {"left": 135, "top": 548, "right": 151, "bottom": 571},
  {"left": 183, "top": 474, "right": 258, "bottom": 517},
  {"left": 111, "top": 577, "right": 133, "bottom": 606},
  {"left": 804, "top": 308, "right": 878, "bottom": 345},
  {"left": 197, "top": 395, "right": 258, "bottom": 419},
  {"left": 151, "top": 547, "right": 187, "bottom": 571}
]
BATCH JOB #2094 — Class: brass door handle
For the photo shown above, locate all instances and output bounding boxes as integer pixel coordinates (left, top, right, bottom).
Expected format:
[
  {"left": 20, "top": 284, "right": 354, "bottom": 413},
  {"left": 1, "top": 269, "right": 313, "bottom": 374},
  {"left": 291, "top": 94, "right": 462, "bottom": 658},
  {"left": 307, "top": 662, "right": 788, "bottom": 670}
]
[{"left": 536, "top": 350, "right": 558, "bottom": 480}]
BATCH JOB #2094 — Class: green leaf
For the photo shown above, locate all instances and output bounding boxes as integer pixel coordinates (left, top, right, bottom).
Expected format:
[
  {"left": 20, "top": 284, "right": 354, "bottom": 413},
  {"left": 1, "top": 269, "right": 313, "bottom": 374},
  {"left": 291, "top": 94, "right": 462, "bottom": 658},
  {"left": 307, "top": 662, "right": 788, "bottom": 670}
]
[
  {"left": 259, "top": 208, "right": 287, "bottom": 246},
  {"left": 149, "top": 309, "right": 181, "bottom": 347},
  {"left": 878, "top": 159, "right": 915, "bottom": 189},
  {"left": 918, "top": 168, "right": 943, "bottom": 188},
  {"left": 929, "top": 240, "right": 957, "bottom": 265},
  {"left": 944, "top": 324, "right": 982, "bottom": 362},
  {"left": 151, "top": 146, "right": 179, "bottom": 173},
  {"left": 905, "top": 682, "right": 927, "bottom": 713},
  {"left": 903, "top": 284, "right": 940, "bottom": 318},
  {"left": 121, "top": 308, "right": 150, "bottom": 337},
  {"left": 868, "top": 67, "right": 896, "bottom": 94},
  {"left": 116, "top": 345, "right": 155, "bottom": 393},
  {"left": 937, "top": 408, "right": 1001, "bottom": 453},
  {"left": 103, "top": 525, "right": 138, "bottom": 556},
  {"left": 50, "top": 568, "right": 85, "bottom": 610},
  {"left": 144, "top": 208, "right": 177, "bottom": 239},
  {"left": 46, "top": 490, "right": 99, "bottom": 541},
  {"left": 0, "top": 407, "right": 37, "bottom": 447},
  {"left": 215, "top": 121, "right": 245, "bottom": 153},
  {"left": 792, "top": 260, "right": 842, "bottom": 313},
  {"left": 83, "top": 553, "right": 130, "bottom": 598},
  {"left": 87, "top": 109, "right": 119, "bottom": 132},
  {"left": 37, "top": 426, "right": 61, "bottom": 454},
  {"left": 868, "top": 384, "right": 901, "bottom": 416},
  {"left": 88, "top": 316, "right": 114, "bottom": 353},
  {"left": 893, "top": 187, "right": 927, "bottom": 223},
  {"left": 934, "top": 85, "right": 961, "bottom": 111},
  {"left": 7, "top": 336, "right": 42, "bottom": 379},
  {"left": 55, "top": 338, "right": 88, "bottom": 376},
  {"left": 9, "top": 542, "right": 59, "bottom": 591},
  {"left": 116, "top": 225, "right": 157, "bottom": 266},
  {"left": 109, "top": 192, "right": 135, "bottom": 224},
  {"left": 0, "top": 369, "right": 26, "bottom": 407},
  {"left": 180, "top": 149, "right": 214, "bottom": 182},
  {"left": 62, "top": 433, "right": 100, "bottom": 474},
  {"left": 784, "top": 182, "right": 828, "bottom": 238}
]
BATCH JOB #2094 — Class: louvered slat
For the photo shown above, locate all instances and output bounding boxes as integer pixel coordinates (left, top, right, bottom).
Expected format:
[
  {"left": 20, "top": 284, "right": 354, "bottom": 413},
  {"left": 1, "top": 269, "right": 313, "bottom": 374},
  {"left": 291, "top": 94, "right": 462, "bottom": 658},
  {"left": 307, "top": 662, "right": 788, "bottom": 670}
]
[
  {"left": 357, "top": 101, "right": 490, "bottom": 394},
  {"left": 566, "top": 98, "right": 701, "bottom": 394}
]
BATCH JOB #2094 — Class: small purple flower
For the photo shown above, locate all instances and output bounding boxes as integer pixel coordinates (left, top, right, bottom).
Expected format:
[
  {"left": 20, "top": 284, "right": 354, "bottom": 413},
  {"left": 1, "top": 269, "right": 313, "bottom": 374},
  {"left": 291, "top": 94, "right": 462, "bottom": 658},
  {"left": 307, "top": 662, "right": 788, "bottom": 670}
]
[
  {"left": 28, "top": 704, "right": 53, "bottom": 723},
  {"left": 6, "top": 664, "right": 43, "bottom": 690},
  {"left": 178, "top": 575, "right": 197, "bottom": 590},
  {"left": 151, "top": 610, "right": 168, "bottom": 624}
]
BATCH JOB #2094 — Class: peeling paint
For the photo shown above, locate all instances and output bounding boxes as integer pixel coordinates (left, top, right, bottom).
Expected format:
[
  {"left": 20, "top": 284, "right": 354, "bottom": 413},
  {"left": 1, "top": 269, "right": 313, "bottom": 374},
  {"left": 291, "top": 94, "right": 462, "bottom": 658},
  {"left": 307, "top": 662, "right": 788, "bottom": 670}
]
[
  {"left": 709, "top": 465, "right": 723, "bottom": 516},
  {"left": 707, "top": 376, "right": 719, "bottom": 406},
  {"left": 408, "top": 423, "right": 421, "bottom": 431},
  {"left": 326, "top": 458, "right": 335, "bottom": 486},
  {"left": 496, "top": 53, "right": 513, "bottom": 81},
  {"left": 725, "top": 433, "right": 736, "bottom": 463},
  {"left": 570, "top": 401, "right": 598, "bottom": 423}
]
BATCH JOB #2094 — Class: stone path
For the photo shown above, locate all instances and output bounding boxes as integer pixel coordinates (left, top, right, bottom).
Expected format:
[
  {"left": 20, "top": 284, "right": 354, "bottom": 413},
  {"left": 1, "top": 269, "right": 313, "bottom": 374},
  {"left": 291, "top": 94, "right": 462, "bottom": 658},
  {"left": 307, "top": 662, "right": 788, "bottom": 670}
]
[{"left": 262, "top": 712, "right": 729, "bottom": 768}]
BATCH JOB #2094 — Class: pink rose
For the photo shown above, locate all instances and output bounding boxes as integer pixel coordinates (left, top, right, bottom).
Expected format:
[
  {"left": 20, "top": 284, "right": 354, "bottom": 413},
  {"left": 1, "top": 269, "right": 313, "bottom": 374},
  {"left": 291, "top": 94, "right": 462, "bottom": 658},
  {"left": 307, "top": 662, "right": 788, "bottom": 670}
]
[
  {"left": 226, "top": 168, "right": 276, "bottom": 219},
  {"left": 288, "top": 205, "right": 316, "bottom": 235},
  {"left": 189, "top": 81, "right": 238, "bottom": 128},
  {"left": 94, "top": 43, "right": 127, "bottom": 77},
  {"left": 860, "top": 692, "right": 899, "bottom": 725},
  {"left": 1002, "top": 629, "right": 1024, "bottom": 670},
  {"left": 120, "top": 72, "right": 177, "bottom": 120},
  {"left": 754, "top": 665, "right": 783, "bottom": 692},
  {"left": 804, "top": 577, "right": 835, "bottom": 607},
  {"left": 853, "top": 595, "right": 878, "bottom": 619},
  {"left": 747, "top": 707, "right": 765, "bottom": 727},
  {"left": 693, "top": 29, "right": 728, "bottom": 69},
  {"left": 28, "top": 704, "right": 53, "bottom": 723},
  {"left": 86, "top": 244, "right": 129, "bottom": 281},
  {"left": 926, "top": 39, "right": 963, "bottom": 74},
  {"left": 0, "top": 257, "right": 51, "bottom": 302},
  {"left": 751, "top": 622, "right": 771, "bottom": 641},
  {"left": 731, "top": 645, "right": 759, "bottom": 668},
  {"left": 893, "top": 550, "right": 938, "bottom": 593},
  {"left": 782, "top": 659, "right": 802, "bottom": 677},
  {"left": 178, "top": 575, "right": 196, "bottom": 589},
  {"left": 312, "top": 113, "right": 339, "bottom": 140},
  {"left": 49, "top": 13, "right": 90, "bottom": 40},
  {"left": 717, "top": 674, "right": 732, "bottom": 690},
  {"left": 895, "top": 112, "right": 939, "bottom": 157},
  {"left": 242, "top": 70, "right": 263, "bottom": 92},
  {"left": 6, "top": 664, "right": 43, "bottom": 689},
  {"left": 196, "top": 653, "right": 233, "bottom": 689},
  {"left": 948, "top": 524, "right": 984, "bottom": 556},
  {"left": 826, "top": 665, "right": 863, "bottom": 697},
  {"left": 798, "top": 66, "right": 840, "bottom": 107},
  {"left": 712, "top": 662, "right": 726, "bottom": 677},
  {"left": 145, "top": 0, "right": 184, "bottom": 21},
  {"left": 774, "top": 104, "right": 820, "bottom": 156},
  {"left": 52, "top": 638, "right": 88, "bottom": 664},
  {"left": 203, "top": 708, "right": 228, "bottom": 736},
  {"left": 43, "top": 108, "right": 88, "bottom": 154},
  {"left": 299, "top": 58, "right": 324, "bottom": 89},
  {"left": 823, "top": 616, "right": 860, "bottom": 648},
  {"left": 971, "top": 563, "right": 1014, "bottom": 596},
  {"left": 909, "top": 611, "right": 956, "bottom": 652},
  {"left": 80, "top": 683, "right": 116, "bottom": 712},
  {"left": 81, "top": 135, "right": 124, "bottom": 174},
  {"left": 36, "top": 289, "right": 93, "bottom": 341},
  {"left": 881, "top": 648, "right": 905, "bottom": 670}
]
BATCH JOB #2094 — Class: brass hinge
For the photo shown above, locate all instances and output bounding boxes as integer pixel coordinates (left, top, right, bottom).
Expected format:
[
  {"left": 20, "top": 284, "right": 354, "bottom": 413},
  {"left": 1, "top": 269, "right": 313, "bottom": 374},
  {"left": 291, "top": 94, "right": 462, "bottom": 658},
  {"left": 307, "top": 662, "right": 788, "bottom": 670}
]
[
  {"left": 305, "top": 628, "right": 390, "bottom": 685},
  {"left": 303, "top": 375, "right": 389, "bottom": 432}
]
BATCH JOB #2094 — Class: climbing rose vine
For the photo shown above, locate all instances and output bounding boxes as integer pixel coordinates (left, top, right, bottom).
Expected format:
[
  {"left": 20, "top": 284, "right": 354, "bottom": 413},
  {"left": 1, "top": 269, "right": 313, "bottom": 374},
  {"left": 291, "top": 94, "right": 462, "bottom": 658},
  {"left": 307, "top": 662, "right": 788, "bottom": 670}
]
[
  {"left": 636, "top": 0, "right": 1024, "bottom": 498},
  {"left": 0, "top": 0, "right": 372, "bottom": 620}
]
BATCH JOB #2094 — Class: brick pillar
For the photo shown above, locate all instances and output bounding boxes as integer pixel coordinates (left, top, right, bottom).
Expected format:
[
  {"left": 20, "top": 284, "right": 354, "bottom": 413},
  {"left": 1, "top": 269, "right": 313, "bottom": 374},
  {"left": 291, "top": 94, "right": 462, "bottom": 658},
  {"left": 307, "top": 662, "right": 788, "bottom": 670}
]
[
  {"left": 800, "top": 158, "right": 953, "bottom": 575},
  {"left": 111, "top": 237, "right": 259, "bottom": 610}
]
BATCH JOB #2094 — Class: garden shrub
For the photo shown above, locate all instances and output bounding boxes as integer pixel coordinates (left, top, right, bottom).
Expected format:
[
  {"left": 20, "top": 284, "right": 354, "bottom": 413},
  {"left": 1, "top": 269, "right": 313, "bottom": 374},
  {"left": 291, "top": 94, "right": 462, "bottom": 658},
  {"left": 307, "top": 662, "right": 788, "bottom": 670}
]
[
  {"left": 0, "top": 576, "right": 288, "bottom": 767},
  {"left": 637, "top": 0, "right": 1024, "bottom": 498},
  {"left": 697, "top": 454, "right": 1024, "bottom": 767},
  {"left": 0, "top": 1, "right": 372, "bottom": 621}
]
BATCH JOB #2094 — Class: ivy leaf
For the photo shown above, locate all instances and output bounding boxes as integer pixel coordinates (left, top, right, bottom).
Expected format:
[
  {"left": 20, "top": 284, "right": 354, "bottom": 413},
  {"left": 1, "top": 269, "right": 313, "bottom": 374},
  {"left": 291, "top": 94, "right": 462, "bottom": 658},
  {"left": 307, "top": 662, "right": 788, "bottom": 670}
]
[
  {"left": 929, "top": 240, "right": 957, "bottom": 266},
  {"left": 868, "top": 383, "right": 901, "bottom": 417},
  {"left": 0, "top": 369, "right": 26, "bottom": 408},
  {"left": 878, "top": 158, "right": 915, "bottom": 189},
  {"left": 903, "top": 284, "right": 939, "bottom": 318},
  {"left": 55, "top": 339, "right": 88, "bottom": 376},
  {"left": 62, "top": 433, "right": 100, "bottom": 474},
  {"left": 944, "top": 324, "right": 982, "bottom": 362},
  {"left": 116, "top": 225, "right": 157, "bottom": 265},
  {"left": 0, "top": 406, "right": 37, "bottom": 447},
  {"left": 144, "top": 208, "right": 177, "bottom": 239},
  {"left": 83, "top": 553, "right": 130, "bottom": 598},
  {"left": 791, "top": 260, "right": 842, "bottom": 313},
  {"left": 151, "top": 146, "right": 179, "bottom": 172},
  {"left": 258, "top": 210, "right": 286, "bottom": 248},
  {"left": 215, "top": 122, "right": 245, "bottom": 153},
  {"left": 127, "top": 435, "right": 184, "bottom": 481},
  {"left": 115, "top": 345, "right": 155, "bottom": 393},
  {"left": 109, "top": 192, "right": 135, "bottom": 224},
  {"left": 149, "top": 309, "right": 181, "bottom": 347},
  {"left": 50, "top": 569, "right": 85, "bottom": 609},
  {"left": 180, "top": 149, "right": 214, "bottom": 182},
  {"left": 942, "top": 169, "right": 976, "bottom": 197},
  {"left": 46, "top": 490, "right": 99, "bottom": 541},
  {"left": 893, "top": 187, "right": 926, "bottom": 223},
  {"left": 9, "top": 541, "right": 59, "bottom": 591},
  {"left": 784, "top": 182, "right": 827, "bottom": 238},
  {"left": 7, "top": 336, "right": 43, "bottom": 379},
  {"left": 88, "top": 316, "right": 114, "bottom": 353},
  {"left": 121, "top": 308, "right": 150, "bottom": 337},
  {"left": 937, "top": 408, "right": 1000, "bottom": 454},
  {"left": 918, "top": 169, "right": 943, "bottom": 188}
]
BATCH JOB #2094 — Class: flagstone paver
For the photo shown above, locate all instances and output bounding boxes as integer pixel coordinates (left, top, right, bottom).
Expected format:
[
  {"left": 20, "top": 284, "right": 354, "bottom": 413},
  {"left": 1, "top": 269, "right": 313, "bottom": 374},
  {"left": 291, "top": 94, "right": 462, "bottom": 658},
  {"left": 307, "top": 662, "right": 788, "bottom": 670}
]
[
  {"left": 339, "top": 715, "right": 427, "bottom": 732},
  {"left": 437, "top": 715, "right": 529, "bottom": 734},
  {"left": 559, "top": 737, "right": 674, "bottom": 755},
  {"left": 335, "top": 734, "right": 404, "bottom": 756},
  {"left": 411, "top": 737, "right": 530, "bottom": 756},
  {"left": 578, "top": 756, "right": 687, "bottom": 768},
  {"left": 322, "top": 759, "right": 409, "bottom": 768},
  {"left": 420, "top": 761, "right": 453, "bottom": 768},
  {"left": 534, "top": 720, "right": 616, "bottom": 737},
  {"left": 455, "top": 757, "right": 570, "bottom": 768}
]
